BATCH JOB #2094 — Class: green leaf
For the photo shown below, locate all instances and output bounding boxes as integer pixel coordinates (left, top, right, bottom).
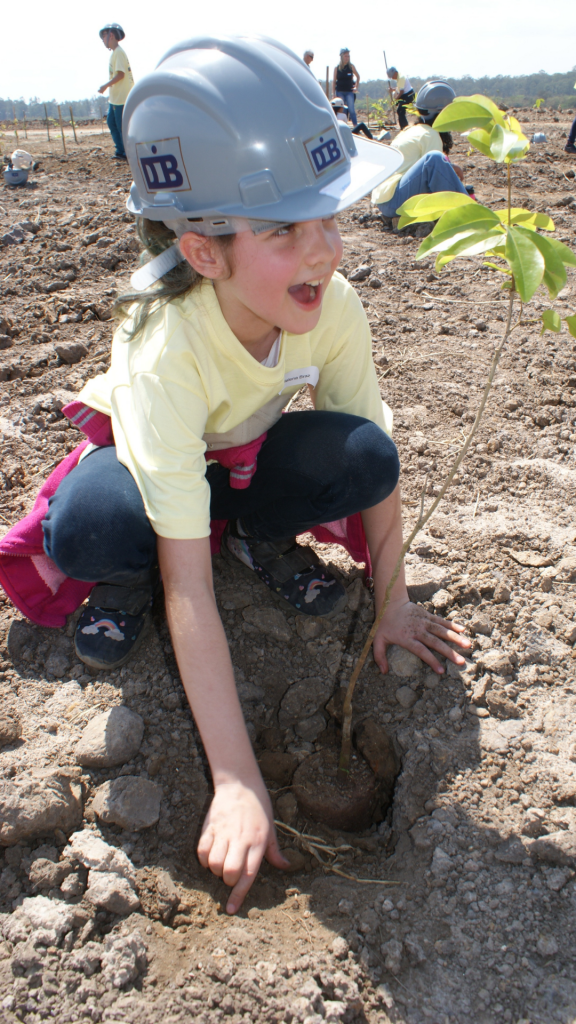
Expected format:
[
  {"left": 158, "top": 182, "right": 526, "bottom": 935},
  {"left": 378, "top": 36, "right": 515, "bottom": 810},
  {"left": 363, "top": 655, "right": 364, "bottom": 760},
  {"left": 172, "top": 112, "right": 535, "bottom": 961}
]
[
  {"left": 467, "top": 128, "right": 493, "bottom": 158},
  {"left": 494, "top": 209, "right": 555, "bottom": 231},
  {"left": 418, "top": 228, "right": 505, "bottom": 262},
  {"left": 518, "top": 228, "right": 567, "bottom": 298},
  {"left": 417, "top": 204, "right": 502, "bottom": 256},
  {"left": 489, "top": 124, "right": 522, "bottom": 162},
  {"left": 505, "top": 225, "right": 545, "bottom": 301},
  {"left": 541, "top": 236, "right": 576, "bottom": 268},
  {"left": 396, "top": 191, "right": 474, "bottom": 228},
  {"left": 565, "top": 314, "right": 576, "bottom": 338},
  {"left": 541, "top": 309, "right": 562, "bottom": 334},
  {"left": 483, "top": 261, "right": 512, "bottom": 274},
  {"left": 432, "top": 99, "right": 496, "bottom": 134},
  {"left": 435, "top": 253, "right": 457, "bottom": 272}
]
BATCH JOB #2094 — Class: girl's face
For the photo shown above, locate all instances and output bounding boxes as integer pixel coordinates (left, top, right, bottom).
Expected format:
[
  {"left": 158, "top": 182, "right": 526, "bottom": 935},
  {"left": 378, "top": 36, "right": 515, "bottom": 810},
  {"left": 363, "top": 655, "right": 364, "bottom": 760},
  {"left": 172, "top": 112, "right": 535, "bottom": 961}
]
[{"left": 214, "top": 218, "right": 343, "bottom": 337}]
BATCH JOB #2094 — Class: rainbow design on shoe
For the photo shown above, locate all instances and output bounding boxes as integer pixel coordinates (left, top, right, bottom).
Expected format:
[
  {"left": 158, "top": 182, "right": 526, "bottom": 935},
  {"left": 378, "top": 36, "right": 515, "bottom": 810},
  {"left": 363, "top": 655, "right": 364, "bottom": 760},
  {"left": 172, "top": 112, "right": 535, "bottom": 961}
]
[
  {"left": 303, "top": 577, "right": 336, "bottom": 604},
  {"left": 81, "top": 618, "right": 125, "bottom": 641}
]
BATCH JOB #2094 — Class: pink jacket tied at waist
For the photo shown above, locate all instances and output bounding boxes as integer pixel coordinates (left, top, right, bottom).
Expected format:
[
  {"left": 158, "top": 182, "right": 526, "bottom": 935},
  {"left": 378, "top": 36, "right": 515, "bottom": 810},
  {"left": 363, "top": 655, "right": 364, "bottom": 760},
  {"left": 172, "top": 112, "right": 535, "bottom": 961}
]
[{"left": 0, "top": 401, "right": 371, "bottom": 628}]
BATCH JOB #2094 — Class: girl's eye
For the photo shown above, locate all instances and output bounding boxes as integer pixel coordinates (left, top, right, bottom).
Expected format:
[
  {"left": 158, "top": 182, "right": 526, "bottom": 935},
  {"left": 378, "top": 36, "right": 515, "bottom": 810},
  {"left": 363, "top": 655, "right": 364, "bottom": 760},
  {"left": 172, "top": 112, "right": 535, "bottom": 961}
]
[{"left": 273, "top": 225, "right": 293, "bottom": 237}]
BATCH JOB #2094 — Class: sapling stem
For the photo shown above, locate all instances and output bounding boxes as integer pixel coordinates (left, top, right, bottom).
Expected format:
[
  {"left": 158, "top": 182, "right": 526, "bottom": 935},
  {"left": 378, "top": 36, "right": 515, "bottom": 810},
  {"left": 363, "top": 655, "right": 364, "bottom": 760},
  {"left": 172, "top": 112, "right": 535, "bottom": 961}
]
[{"left": 338, "top": 286, "right": 517, "bottom": 774}]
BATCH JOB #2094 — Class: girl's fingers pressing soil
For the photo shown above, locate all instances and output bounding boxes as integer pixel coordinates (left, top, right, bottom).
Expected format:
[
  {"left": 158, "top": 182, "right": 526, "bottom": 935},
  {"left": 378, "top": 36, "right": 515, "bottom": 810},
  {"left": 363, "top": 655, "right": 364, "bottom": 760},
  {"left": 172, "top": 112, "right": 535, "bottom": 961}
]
[{"left": 373, "top": 599, "right": 470, "bottom": 675}]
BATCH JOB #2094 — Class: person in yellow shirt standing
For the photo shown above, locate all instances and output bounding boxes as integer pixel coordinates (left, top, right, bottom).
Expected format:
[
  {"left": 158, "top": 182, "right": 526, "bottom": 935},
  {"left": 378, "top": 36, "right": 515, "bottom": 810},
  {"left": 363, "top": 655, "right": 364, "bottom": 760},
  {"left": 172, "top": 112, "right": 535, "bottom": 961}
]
[{"left": 98, "top": 23, "right": 134, "bottom": 161}]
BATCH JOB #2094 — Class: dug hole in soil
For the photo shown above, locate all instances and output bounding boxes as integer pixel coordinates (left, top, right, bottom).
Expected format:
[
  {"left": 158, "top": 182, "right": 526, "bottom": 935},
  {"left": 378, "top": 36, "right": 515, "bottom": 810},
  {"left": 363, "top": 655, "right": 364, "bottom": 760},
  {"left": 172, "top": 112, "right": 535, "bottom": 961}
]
[{"left": 1, "top": 112, "right": 576, "bottom": 1024}]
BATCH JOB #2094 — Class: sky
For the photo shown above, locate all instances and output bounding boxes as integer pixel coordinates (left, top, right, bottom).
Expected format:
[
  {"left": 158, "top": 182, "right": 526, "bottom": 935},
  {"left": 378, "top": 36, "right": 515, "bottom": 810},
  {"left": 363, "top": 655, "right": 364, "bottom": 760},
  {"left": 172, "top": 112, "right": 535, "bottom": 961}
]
[{"left": 2, "top": 0, "right": 576, "bottom": 101}]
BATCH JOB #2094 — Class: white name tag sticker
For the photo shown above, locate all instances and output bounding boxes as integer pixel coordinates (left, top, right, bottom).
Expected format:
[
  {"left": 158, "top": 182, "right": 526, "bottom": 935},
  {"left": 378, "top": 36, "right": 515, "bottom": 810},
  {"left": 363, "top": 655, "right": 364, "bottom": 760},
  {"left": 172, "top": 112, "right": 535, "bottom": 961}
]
[{"left": 280, "top": 366, "right": 320, "bottom": 393}]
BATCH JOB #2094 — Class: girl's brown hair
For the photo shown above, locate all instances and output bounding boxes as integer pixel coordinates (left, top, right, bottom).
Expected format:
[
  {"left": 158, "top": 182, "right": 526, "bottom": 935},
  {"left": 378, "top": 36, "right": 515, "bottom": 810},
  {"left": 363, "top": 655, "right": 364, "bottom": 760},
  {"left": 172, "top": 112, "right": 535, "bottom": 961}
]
[{"left": 114, "top": 218, "right": 233, "bottom": 340}]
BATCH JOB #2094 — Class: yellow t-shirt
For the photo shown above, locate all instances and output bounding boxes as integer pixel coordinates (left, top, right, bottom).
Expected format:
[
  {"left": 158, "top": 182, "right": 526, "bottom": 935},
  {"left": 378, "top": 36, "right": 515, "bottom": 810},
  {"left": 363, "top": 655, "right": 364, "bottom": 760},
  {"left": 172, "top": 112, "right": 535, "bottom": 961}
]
[
  {"left": 109, "top": 46, "right": 134, "bottom": 106},
  {"left": 371, "top": 123, "right": 443, "bottom": 206},
  {"left": 78, "top": 274, "right": 392, "bottom": 540}
]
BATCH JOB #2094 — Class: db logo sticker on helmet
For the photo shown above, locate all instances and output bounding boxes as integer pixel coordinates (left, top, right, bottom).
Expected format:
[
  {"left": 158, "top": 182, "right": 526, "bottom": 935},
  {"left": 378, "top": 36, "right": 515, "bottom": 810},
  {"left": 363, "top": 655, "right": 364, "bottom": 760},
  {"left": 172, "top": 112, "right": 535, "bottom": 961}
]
[
  {"left": 304, "top": 128, "right": 345, "bottom": 177},
  {"left": 136, "top": 137, "right": 191, "bottom": 193}
]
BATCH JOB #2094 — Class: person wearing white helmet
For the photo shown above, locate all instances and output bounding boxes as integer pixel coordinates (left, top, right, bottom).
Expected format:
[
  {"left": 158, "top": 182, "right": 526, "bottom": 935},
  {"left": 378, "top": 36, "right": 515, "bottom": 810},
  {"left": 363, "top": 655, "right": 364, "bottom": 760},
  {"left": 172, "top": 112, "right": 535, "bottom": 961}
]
[
  {"left": 98, "top": 23, "right": 134, "bottom": 160},
  {"left": 372, "top": 80, "right": 471, "bottom": 220},
  {"left": 387, "top": 68, "right": 416, "bottom": 131},
  {"left": 331, "top": 97, "right": 373, "bottom": 139},
  {"left": 40, "top": 36, "right": 469, "bottom": 912},
  {"left": 303, "top": 49, "right": 314, "bottom": 66}
]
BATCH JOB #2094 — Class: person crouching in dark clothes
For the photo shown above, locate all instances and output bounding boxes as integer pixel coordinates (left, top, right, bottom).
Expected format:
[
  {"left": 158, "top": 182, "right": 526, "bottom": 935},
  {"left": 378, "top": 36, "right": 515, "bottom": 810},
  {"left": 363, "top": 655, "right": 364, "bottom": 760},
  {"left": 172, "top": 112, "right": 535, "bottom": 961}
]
[{"left": 331, "top": 97, "right": 373, "bottom": 139}]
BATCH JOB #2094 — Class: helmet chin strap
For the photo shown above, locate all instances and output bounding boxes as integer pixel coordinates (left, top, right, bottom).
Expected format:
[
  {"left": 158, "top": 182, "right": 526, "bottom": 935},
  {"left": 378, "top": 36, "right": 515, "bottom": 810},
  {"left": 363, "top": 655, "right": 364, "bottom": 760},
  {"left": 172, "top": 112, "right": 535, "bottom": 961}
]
[{"left": 130, "top": 216, "right": 290, "bottom": 292}]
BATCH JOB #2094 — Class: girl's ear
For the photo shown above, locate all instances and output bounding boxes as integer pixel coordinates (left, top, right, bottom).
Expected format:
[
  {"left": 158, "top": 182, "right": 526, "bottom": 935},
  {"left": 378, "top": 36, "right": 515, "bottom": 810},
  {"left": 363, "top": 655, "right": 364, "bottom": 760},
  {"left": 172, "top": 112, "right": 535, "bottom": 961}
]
[{"left": 179, "top": 231, "right": 231, "bottom": 280}]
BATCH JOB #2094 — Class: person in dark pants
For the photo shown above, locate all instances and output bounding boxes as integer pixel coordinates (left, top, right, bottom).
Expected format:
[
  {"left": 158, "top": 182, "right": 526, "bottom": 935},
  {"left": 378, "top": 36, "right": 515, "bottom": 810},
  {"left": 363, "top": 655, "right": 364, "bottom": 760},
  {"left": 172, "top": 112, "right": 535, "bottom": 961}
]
[
  {"left": 333, "top": 48, "right": 360, "bottom": 126},
  {"left": 566, "top": 115, "right": 576, "bottom": 154},
  {"left": 331, "top": 97, "right": 373, "bottom": 139},
  {"left": 388, "top": 67, "right": 415, "bottom": 130},
  {"left": 98, "top": 23, "right": 134, "bottom": 160}
]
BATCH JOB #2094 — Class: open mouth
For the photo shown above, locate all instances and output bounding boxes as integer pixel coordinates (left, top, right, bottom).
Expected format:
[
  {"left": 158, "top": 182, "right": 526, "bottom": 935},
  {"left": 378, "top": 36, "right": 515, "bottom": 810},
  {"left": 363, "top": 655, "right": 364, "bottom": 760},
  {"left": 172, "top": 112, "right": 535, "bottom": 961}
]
[{"left": 287, "top": 279, "right": 323, "bottom": 307}]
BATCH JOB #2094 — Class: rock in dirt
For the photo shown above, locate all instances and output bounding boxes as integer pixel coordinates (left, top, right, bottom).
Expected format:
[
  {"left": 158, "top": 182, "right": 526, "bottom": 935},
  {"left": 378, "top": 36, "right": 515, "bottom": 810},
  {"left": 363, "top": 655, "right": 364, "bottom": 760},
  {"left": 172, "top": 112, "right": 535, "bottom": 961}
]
[
  {"left": 91, "top": 776, "right": 162, "bottom": 830},
  {"left": 494, "top": 838, "right": 527, "bottom": 864},
  {"left": 75, "top": 706, "right": 144, "bottom": 767},
  {"left": 101, "top": 931, "right": 148, "bottom": 988},
  {"left": 526, "top": 830, "right": 576, "bottom": 867},
  {"left": 242, "top": 606, "right": 292, "bottom": 641},
  {"left": 486, "top": 688, "right": 519, "bottom": 718},
  {"left": 28, "top": 857, "right": 72, "bottom": 891},
  {"left": 54, "top": 341, "right": 88, "bottom": 365},
  {"left": 6, "top": 618, "right": 37, "bottom": 660},
  {"left": 431, "top": 847, "right": 452, "bottom": 878},
  {"left": 276, "top": 791, "right": 299, "bottom": 826},
  {"left": 282, "top": 847, "right": 307, "bottom": 872},
  {"left": 348, "top": 264, "right": 371, "bottom": 281},
  {"left": 64, "top": 829, "right": 136, "bottom": 884},
  {"left": 155, "top": 868, "right": 181, "bottom": 921},
  {"left": 44, "top": 648, "right": 70, "bottom": 677},
  {"left": 85, "top": 871, "right": 140, "bottom": 914},
  {"left": 405, "top": 561, "right": 451, "bottom": 602},
  {"left": 278, "top": 676, "right": 333, "bottom": 728},
  {"left": 293, "top": 747, "right": 380, "bottom": 831},
  {"left": 69, "top": 941, "right": 103, "bottom": 977},
  {"left": 0, "top": 714, "right": 21, "bottom": 748},
  {"left": 295, "top": 616, "right": 325, "bottom": 640},
  {"left": 295, "top": 713, "right": 327, "bottom": 742},
  {"left": 258, "top": 751, "right": 298, "bottom": 786},
  {"left": 470, "top": 612, "right": 493, "bottom": 636},
  {"left": 387, "top": 646, "right": 423, "bottom": 678},
  {"left": 0, "top": 767, "right": 82, "bottom": 846},
  {"left": 354, "top": 718, "right": 398, "bottom": 801},
  {"left": 395, "top": 685, "right": 418, "bottom": 708},
  {"left": 477, "top": 718, "right": 523, "bottom": 753},
  {"left": 475, "top": 648, "right": 514, "bottom": 675},
  {"left": 381, "top": 938, "right": 403, "bottom": 975},
  {"left": 20, "top": 895, "right": 75, "bottom": 944}
]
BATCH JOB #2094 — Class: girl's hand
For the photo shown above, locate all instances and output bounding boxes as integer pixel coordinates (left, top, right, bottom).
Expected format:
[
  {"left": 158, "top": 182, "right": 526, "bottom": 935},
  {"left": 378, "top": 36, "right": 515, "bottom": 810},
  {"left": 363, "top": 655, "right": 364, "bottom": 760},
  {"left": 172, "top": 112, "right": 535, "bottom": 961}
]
[
  {"left": 372, "top": 597, "right": 470, "bottom": 675},
  {"left": 197, "top": 780, "right": 289, "bottom": 914}
]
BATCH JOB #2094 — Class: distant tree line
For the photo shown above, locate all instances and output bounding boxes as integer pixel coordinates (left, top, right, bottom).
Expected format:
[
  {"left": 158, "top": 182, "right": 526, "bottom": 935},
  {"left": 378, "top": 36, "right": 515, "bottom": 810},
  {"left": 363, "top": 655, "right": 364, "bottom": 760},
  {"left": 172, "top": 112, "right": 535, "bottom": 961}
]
[
  {"left": 0, "top": 97, "right": 108, "bottom": 121},
  {"left": 356, "top": 68, "right": 576, "bottom": 111}
]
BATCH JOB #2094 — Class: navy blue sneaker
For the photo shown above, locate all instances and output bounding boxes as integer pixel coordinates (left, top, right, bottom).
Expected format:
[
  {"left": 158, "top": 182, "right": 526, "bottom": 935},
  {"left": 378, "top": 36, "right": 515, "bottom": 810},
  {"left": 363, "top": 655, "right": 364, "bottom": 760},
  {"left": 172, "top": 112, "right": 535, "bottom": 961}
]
[
  {"left": 74, "top": 583, "right": 153, "bottom": 670},
  {"left": 221, "top": 524, "right": 347, "bottom": 618}
]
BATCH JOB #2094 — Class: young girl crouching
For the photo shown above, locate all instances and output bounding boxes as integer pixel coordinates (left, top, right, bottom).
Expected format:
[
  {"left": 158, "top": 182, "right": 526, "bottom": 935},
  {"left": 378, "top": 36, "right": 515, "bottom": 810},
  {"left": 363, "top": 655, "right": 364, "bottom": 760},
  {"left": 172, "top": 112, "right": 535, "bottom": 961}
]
[{"left": 35, "top": 36, "right": 469, "bottom": 912}]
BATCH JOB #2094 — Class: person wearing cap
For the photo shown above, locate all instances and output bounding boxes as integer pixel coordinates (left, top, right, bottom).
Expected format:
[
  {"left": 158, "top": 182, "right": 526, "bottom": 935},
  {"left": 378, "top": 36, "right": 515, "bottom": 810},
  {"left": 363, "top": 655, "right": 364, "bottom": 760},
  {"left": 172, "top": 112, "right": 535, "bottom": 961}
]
[
  {"left": 372, "top": 80, "right": 470, "bottom": 220},
  {"left": 331, "top": 97, "right": 373, "bottom": 139},
  {"left": 333, "top": 48, "right": 360, "bottom": 126},
  {"left": 303, "top": 50, "right": 314, "bottom": 67},
  {"left": 98, "top": 24, "right": 134, "bottom": 161},
  {"left": 32, "top": 37, "right": 469, "bottom": 914},
  {"left": 387, "top": 68, "right": 415, "bottom": 131}
]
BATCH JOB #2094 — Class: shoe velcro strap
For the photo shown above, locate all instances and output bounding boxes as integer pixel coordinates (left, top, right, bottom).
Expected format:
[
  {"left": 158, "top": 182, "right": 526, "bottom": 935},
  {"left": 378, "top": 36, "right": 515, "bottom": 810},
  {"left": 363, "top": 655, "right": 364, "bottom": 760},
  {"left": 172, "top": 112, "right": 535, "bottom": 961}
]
[
  {"left": 88, "top": 584, "right": 151, "bottom": 616},
  {"left": 250, "top": 540, "right": 318, "bottom": 584}
]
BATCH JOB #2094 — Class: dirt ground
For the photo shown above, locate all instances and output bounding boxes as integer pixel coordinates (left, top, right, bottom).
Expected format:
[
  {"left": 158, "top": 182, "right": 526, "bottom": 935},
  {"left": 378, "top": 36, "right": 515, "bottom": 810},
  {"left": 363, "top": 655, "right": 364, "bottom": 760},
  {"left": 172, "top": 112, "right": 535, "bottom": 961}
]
[{"left": 1, "top": 108, "right": 576, "bottom": 1024}]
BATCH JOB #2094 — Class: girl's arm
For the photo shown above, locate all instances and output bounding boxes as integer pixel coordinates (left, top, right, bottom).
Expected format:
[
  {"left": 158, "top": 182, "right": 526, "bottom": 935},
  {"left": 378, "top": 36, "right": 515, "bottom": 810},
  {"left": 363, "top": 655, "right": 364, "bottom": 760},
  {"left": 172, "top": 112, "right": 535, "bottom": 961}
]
[
  {"left": 157, "top": 535, "right": 288, "bottom": 913},
  {"left": 351, "top": 64, "right": 360, "bottom": 91},
  {"left": 361, "top": 485, "right": 470, "bottom": 672}
]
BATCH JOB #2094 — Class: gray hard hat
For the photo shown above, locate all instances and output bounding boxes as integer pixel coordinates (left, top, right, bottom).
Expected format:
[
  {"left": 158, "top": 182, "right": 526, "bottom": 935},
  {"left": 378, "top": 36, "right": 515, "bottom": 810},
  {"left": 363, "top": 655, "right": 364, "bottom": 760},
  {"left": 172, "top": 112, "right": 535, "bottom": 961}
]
[
  {"left": 100, "top": 23, "right": 125, "bottom": 41},
  {"left": 124, "top": 34, "right": 402, "bottom": 234},
  {"left": 415, "top": 80, "right": 455, "bottom": 119},
  {"left": 3, "top": 167, "right": 29, "bottom": 187}
]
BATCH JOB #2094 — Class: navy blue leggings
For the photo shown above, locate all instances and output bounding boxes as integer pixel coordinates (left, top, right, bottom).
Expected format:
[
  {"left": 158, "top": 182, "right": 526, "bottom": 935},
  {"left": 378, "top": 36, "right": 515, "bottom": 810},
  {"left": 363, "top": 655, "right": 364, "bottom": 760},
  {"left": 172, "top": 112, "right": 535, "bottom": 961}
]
[{"left": 42, "top": 411, "right": 399, "bottom": 587}]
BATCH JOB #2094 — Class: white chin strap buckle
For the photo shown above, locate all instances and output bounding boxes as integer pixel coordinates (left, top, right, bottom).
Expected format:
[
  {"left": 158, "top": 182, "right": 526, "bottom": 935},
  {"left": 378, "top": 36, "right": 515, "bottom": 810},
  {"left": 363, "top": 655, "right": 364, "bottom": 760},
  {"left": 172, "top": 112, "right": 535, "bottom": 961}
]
[{"left": 130, "top": 243, "right": 185, "bottom": 292}]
